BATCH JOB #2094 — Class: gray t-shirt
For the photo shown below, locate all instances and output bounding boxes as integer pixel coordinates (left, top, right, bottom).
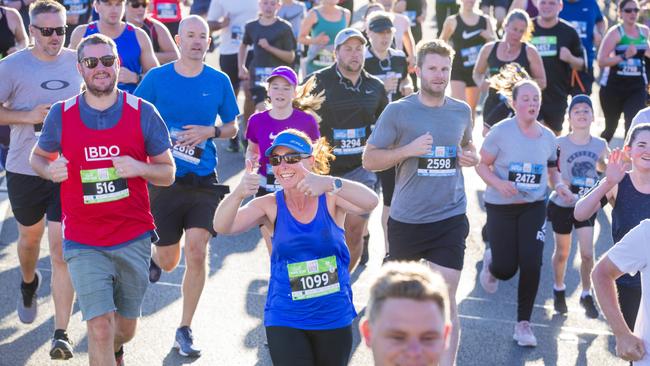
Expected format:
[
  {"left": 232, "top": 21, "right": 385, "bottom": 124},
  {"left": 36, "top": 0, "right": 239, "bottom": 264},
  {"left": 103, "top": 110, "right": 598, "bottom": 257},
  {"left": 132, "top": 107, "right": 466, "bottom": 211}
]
[
  {"left": 631, "top": 106, "right": 650, "bottom": 131},
  {"left": 0, "top": 48, "right": 83, "bottom": 175},
  {"left": 367, "top": 94, "right": 473, "bottom": 224},
  {"left": 549, "top": 135, "right": 607, "bottom": 207},
  {"left": 482, "top": 118, "right": 558, "bottom": 205},
  {"left": 278, "top": 2, "right": 306, "bottom": 40}
]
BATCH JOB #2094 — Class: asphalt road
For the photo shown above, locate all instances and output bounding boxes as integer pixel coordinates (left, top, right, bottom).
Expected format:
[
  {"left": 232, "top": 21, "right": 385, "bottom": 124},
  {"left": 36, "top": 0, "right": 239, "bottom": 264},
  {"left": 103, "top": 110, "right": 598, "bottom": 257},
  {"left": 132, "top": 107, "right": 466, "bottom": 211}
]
[{"left": 0, "top": 0, "right": 632, "bottom": 365}]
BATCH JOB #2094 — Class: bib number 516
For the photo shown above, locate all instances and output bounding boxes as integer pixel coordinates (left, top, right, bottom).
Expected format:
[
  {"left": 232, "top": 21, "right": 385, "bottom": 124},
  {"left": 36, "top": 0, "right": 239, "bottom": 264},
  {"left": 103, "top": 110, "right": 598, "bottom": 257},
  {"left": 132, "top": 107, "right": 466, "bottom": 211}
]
[{"left": 96, "top": 181, "right": 116, "bottom": 195}]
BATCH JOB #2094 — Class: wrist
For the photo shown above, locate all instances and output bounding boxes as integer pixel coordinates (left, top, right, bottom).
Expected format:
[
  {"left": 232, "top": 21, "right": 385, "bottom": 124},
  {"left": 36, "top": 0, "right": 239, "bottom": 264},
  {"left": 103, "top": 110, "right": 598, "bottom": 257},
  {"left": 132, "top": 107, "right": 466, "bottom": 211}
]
[{"left": 213, "top": 126, "right": 221, "bottom": 138}]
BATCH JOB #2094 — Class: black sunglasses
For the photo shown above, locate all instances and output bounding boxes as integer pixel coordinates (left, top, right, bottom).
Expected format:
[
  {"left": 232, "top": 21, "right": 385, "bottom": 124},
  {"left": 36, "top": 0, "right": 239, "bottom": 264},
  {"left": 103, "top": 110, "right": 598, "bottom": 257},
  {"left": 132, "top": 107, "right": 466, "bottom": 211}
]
[
  {"left": 269, "top": 153, "right": 311, "bottom": 166},
  {"left": 623, "top": 7, "right": 641, "bottom": 13},
  {"left": 80, "top": 55, "right": 117, "bottom": 69},
  {"left": 32, "top": 25, "right": 66, "bottom": 37},
  {"left": 129, "top": 1, "right": 148, "bottom": 8}
]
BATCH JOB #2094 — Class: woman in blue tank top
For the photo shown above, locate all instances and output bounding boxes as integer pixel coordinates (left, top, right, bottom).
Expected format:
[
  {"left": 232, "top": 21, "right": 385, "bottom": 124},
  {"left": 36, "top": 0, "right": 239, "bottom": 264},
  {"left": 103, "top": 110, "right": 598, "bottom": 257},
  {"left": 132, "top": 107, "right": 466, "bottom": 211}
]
[
  {"left": 214, "top": 129, "right": 379, "bottom": 366},
  {"left": 576, "top": 123, "right": 650, "bottom": 333}
]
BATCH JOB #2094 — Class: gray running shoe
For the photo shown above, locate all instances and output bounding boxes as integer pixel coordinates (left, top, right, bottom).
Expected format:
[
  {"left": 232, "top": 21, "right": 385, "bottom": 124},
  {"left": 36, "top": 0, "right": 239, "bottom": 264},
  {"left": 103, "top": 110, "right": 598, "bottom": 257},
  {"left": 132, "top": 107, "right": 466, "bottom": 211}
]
[{"left": 17, "top": 269, "right": 41, "bottom": 324}]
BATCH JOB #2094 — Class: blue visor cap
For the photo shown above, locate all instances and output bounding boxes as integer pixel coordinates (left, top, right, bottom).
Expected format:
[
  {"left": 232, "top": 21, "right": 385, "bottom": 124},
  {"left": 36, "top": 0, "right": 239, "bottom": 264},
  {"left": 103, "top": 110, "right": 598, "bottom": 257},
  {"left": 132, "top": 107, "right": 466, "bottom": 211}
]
[{"left": 264, "top": 131, "right": 313, "bottom": 157}]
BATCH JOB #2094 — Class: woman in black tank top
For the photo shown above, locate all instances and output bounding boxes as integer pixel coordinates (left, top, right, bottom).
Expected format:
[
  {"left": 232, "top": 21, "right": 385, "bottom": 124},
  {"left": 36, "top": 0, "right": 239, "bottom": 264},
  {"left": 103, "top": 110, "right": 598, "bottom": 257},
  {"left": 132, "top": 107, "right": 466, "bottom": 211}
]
[
  {"left": 440, "top": 0, "right": 495, "bottom": 119},
  {"left": 0, "top": 6, "right": 27, "bottom": 59},
  {"left": 473, "top": 9, "right": 546, "bottom": 135}
]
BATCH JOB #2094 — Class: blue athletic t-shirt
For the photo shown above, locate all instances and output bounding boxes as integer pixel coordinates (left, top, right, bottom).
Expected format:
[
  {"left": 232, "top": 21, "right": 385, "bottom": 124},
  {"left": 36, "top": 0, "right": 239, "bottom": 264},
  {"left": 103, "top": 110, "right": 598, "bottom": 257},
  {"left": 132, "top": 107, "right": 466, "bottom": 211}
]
[
  {"left": 135, "top": 62, "right": 240, "bottom": 177},
  {"left": 84, "top": 21, "right": 142, "bottom": 94},
  {"left": 559, "top": 0, "right": 603, "bottom": 66}
]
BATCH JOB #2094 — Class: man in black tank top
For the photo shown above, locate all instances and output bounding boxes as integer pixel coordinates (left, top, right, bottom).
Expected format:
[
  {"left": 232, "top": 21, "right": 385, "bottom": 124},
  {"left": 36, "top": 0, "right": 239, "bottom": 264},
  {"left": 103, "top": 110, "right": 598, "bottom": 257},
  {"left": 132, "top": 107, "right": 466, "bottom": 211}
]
[{"left": 532, "top": 0, "right": 584, "bottom": 134}]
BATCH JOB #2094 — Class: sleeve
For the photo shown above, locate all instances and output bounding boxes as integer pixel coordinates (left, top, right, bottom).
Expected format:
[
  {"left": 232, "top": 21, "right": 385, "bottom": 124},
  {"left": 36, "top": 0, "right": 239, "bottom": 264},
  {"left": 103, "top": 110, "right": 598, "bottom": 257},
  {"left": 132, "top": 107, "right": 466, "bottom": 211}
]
[
  {"left": 0, "top": 59, "right": 14, "bottom": 103},
  {"left": 305, "top": 114, "right": 320, "bottom": 140},
  {"left": 595, "top": 1, "right": 604, "bottom": 22},
  {"left": 206, "top": 0, "right": 224, "bottom": 21},
  {"left": 548, "top": 135, "right": 559, "bottom": 164},
  {"left": 367, "top": 103, "right": 399, "bottom": 148},
  {"left": 242, "top": 22, "right": 254, "bottom": 46},
  {"left": 140, "top": 101, "right": 173, "bottom": 157},
  {"left": 245, "top": 113, "right": 258, "bottom": 142},
  {"left": 218, "top": 75, "right": 240, "bottom": 124},
  {"left": 480, "top": 126, "right": 501, "bottom": 157},
  {"left": 375, "top": 85, "right": 389, "bottom": 119},
  {"left": 607, "top": 220, "right": 650, "bottom": 275},
  {"left": 461, "top": 105, "right": 473, "bottom": 147},
  {"left": 37, "top": 102, "right": 63, "bottom": 153},
  {"left": 133, "top": 71, "right": 156, "bottom": 103},
  {"left": 281, "top": 23, "right": 297, "bottom": 51},
  {"left": 569, "top": 25, "right": 584, "bottom": 57}
]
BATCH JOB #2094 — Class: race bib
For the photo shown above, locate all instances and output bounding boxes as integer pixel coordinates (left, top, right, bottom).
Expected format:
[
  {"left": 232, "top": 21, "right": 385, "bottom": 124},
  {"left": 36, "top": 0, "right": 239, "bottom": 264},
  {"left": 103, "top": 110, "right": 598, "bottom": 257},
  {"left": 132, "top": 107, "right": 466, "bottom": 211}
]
[
  {"left": 156, "top": 3, "right": 179, "bottom": 19},
  {"left": 170, "top": 128, "right": 206, "bottom": 165},
  {"left": 64, "top": 0, "right": 87, "bottom": 15},
  {"left": 405, "top": 10, "right": 417, "bottom": 26},
  {"left": 254, "top": 67, "right": 274, "bottom": 88},
  {"left": 570, "top": 176, "right": 597, "bottom": 197},
  {"left": 570, "top": 20, "right": 588, "bottom": 39},
  {"left": 332, "top": 128, "right": 366, "bottom": 156},
  {"left": 262, "top": 163, "right": 282, "bottom": 192},
  {"left": 508, "top": 162, "right": 543, "bottom": 190},
  {"left": 81, "top": 167, "right": 129, "bottom": 204},
  {"left": 287, "top": 255, "right": 340, "bottom": 300},
  {"left": 313, "top": 48, "right": 334, "bottom": 67},
  {"left": 417, "top": 146, "right": 457, "bottom": 177},
  {"left": 231, "top": 25, "right": 243, "bottom": 47},
  {"left": 617, "top": 58, "right": 642, "bottom": 76},
  {"left": 531, "top": 36, "right": 558, "bottom": 57},
  {"left": 461, "top": 45, "right": 481, "bottom": 67}
]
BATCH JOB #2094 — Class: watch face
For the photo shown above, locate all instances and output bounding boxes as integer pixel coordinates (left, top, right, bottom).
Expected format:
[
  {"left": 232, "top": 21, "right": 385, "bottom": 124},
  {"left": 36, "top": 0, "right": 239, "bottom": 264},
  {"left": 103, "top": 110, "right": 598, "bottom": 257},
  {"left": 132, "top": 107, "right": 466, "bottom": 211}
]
[{"left": 334, "top": 178, "right": 343, "bottom": 189}]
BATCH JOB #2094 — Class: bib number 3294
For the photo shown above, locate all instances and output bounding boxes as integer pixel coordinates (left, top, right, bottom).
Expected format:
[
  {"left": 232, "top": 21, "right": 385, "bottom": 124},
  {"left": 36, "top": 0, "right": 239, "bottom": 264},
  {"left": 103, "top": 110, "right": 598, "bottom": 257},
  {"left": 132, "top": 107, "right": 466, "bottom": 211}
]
[
  {"left": 333, "top": 128, "right": 366, "bottom": 156},
  {"left": 81, "top": 167, "right": 129, "bottom": 204},
  {"left": 287, "top": 255, "right": 340, "bottom": 301}
]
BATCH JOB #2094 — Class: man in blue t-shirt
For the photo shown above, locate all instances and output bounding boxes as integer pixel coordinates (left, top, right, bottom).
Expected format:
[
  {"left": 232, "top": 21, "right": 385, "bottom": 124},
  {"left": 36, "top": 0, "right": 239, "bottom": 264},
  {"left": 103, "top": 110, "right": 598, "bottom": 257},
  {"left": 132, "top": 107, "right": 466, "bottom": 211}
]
[
  {"left": 134, "top": 16, "right": 240, "bottom": 358},
  {"left": 559, "top": 0, "right": 607, "bottom": 95}
]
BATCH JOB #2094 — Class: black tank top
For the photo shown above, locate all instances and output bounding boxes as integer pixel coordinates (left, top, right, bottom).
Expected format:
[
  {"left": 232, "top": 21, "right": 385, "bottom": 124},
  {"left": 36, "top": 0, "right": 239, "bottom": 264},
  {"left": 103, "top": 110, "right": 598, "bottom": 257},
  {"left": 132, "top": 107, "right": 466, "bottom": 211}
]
[
  {"left": 487, "top": 41, "right": 531, "bottom": 77},
  {"left": 612, "top": 174, "right": 650, "bottom": 287},
  {"left": 142, "top": 17, "right": 161, "bottom": 53},
  {"left": 450, "top": 14, "right": 488, "bottom": 71},
  {"left": 0, "top": 8, "right": 15, "bottom": 58}
]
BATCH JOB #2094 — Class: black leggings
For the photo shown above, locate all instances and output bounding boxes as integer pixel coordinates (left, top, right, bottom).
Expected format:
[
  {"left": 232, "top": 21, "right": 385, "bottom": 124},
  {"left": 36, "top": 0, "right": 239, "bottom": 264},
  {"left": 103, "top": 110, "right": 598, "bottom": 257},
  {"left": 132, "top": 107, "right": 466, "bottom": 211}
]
[
  {"left": 617, "top": 284, "right": 642, "bottom": 331},
  {"left": 266, "top": 325, "right": 353, "bottom": 366},
  {"left": 486, "top": 201, "right": 547, "bottom": 322},
  {"left": 599, "top": 85, "right": 646, "bottom": 142}
]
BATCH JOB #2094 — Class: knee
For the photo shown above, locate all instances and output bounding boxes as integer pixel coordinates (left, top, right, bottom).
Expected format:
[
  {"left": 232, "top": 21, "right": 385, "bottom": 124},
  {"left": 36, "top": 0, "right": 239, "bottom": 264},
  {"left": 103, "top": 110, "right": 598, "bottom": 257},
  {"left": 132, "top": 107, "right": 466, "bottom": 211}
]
[
  {"left": 87, "top": 314, "right": 114, "bottom": 344},
  {"left": 157, "top": 252, "right": 180, "bottom": 273},
  {"left": 115, "top": 323, "right": 136, "bottom": 344},
  {"left": 345, "top": 227, "right": 364, "bottom": 247},
  {"left": 184, "top": 243, "right": 207, "bottom": 269},
  {"left": 554, "top": 248, "right": 569, "bottom": 263},
  {"left": 581, "top": 252, "right": 594, "bottom": 266},
  {"left": 490, "top": 263, "right": 517, "bottom": 281}
]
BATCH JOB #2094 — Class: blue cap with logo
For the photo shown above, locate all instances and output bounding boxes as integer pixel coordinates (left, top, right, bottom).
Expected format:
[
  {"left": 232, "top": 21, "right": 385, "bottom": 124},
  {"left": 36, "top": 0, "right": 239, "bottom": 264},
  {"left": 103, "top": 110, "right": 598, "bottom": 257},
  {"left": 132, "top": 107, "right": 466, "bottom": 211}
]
[
  {"left": 264, "top": 130, "right": 313, "bottom": 157},
  {"left": 569, "top": 94, "right": 593, "bottom": 113}
]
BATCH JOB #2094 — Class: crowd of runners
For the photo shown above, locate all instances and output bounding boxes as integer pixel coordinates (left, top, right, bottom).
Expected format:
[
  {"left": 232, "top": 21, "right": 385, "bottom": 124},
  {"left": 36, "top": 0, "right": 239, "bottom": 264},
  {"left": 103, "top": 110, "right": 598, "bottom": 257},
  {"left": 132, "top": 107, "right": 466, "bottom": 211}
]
[{"left": 3, "top": 0, "right": 650, "bottom": 364}]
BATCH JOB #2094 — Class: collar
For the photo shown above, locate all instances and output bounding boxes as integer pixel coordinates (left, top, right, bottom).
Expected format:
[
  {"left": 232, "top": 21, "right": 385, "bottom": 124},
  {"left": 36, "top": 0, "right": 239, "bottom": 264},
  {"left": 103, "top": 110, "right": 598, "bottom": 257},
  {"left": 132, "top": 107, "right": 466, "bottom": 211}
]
[{"left": 334, "top": 64, "right": 364, "bottom": 92}]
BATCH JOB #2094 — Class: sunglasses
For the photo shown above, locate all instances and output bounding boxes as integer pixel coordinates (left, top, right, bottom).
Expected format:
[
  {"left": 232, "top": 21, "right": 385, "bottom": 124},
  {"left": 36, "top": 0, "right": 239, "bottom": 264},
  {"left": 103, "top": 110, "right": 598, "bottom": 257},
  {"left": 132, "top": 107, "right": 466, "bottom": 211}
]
[
  {"left": 129, "top": 1, "right": 148, "bottom": 8},
  {"left": 623, "top": 7, "right": 641, "bottom": 13},
  {"left": 32, "top": 25, "right": 66, "bottom": 37},
  {"left": 269, "top": 153, "right": 311, "bottom": 166},
  {"left": 80, "top": 55, "right": 117, "bottom": 69}
]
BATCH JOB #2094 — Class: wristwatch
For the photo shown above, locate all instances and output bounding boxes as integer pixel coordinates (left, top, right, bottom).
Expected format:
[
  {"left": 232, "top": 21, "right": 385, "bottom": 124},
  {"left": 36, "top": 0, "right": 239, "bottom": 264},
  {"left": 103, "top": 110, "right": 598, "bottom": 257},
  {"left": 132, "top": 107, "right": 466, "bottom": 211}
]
[
  {"left": 331, "top": 178, "right": 343, "bottom": 194},
  {"left": 214, "top": 126, "right": 222, "bottom": 138}
]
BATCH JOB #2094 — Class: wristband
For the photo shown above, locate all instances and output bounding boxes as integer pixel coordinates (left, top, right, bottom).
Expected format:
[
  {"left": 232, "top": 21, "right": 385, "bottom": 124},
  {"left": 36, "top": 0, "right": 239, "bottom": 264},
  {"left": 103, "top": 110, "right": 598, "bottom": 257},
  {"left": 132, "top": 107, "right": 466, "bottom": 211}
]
[{"left": 214, "top": 126, "right": 222, "bottom": 138}]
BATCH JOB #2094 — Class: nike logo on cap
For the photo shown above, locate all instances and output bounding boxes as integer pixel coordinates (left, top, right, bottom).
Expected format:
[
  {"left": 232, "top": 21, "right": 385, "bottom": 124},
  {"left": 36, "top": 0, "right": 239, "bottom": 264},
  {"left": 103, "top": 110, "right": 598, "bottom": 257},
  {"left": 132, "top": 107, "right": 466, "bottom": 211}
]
[{"left": 462, "top": 29, "right": 482, "bottom": 39}]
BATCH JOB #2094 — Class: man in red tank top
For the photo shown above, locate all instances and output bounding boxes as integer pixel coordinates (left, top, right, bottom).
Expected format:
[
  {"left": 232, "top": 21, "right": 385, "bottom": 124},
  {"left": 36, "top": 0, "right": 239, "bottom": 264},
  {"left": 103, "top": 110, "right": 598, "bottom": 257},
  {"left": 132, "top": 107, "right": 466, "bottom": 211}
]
[{"left": 30, "top": 34, "right": 175, "bottom": 365}]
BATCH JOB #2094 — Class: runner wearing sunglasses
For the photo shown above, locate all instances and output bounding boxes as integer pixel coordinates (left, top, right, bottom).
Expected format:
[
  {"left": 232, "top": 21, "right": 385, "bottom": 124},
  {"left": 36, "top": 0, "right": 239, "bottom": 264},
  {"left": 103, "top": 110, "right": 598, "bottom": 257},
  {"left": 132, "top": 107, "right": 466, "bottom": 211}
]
[
  {"left": 214, "top": 128, "right": 378, "bottom": 366},
  {"left": 134, "top": 15, "right": 239, "bottom": 358},
  {"left": 125, "top": 0, "right": 179, "bottom": 64},
  {"left": 30, "top": 33, "right": 174, "bottom": 366},
  {"left": 0, "top": 0, "right": 81, "bottom": 360},
  {"left": 68, "top": 0, "right": 159, "bottom": 94}
]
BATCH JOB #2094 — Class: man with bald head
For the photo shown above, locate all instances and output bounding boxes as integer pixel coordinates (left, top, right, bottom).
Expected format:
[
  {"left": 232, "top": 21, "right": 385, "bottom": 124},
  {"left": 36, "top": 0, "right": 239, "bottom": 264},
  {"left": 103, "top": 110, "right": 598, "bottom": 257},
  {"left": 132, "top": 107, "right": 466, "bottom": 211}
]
[{"left": 134, "top": 15, "right": 239, "bottom": 357}]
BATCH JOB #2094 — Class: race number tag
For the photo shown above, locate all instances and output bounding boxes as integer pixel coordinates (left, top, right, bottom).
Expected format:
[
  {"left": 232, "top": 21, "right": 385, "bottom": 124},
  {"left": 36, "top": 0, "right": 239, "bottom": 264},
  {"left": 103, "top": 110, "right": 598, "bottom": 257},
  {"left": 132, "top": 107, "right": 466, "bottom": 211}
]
[
  {"left": 288, "top": 256, "right": 340, "bottom": 300},
  {"left": 231, "top": 25, "right": 243, "bottom": 47},
  {"left": 313, "top": 48, "right": 334, "bottom": 67},
  {"left": 461, "top": 45, "right": 481, "bottom": 67},
  {"left": 531, "top": 36, "right": 558, "bottom": 57},
  {"left": 170, "top": 128, "right": 205, "bottom": 165},
  {"left": 81, "top": 167, "right": 129, "bottom": 204},
  {"left": 254, "top": 67, "right": 274, "bottom": 88},
  {"left": 617, "top": 58, "right": 642, "bottom": 76},
  {"left": 64, "top": 0, "right": 87, "bottom": 15},
  {"left": 332, "top": 128, "right": 366, "bottom": 156},
  {"left": 156, "top": 3, "right": 179, "bottom": 19},
  {"left": 262, "top": 163, "right": 282, "bottom": 192},
  {"left": 405, "top": 10, "right": 417, "bottom": 26},
  {"left": 417, "top": 146, "right": 457, "bottom": 177},
  {"left": 508, "top": 162, "right": 543, "bottom": 190},
  {"left": 570, "top": 177, "right": 597, "bottom": 197},
  {"left": 569, "top": 20, "right": 588, "bottom": 39}
]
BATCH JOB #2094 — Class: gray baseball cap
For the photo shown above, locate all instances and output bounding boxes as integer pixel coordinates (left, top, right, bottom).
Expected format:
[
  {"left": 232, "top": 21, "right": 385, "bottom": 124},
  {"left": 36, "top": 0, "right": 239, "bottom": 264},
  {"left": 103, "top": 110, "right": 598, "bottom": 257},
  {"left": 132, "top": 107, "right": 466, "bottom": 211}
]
[{"left": 334, "top": 28, "right": 367, "bottom": 48}]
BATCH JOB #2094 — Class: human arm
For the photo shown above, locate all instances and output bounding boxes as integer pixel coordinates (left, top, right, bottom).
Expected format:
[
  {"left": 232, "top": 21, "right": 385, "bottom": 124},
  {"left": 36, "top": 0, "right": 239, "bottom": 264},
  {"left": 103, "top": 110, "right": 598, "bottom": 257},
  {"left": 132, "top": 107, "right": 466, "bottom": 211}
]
[
  {"left": 135, "top": 27, "right": 160, "bottom": 73},
  {"left": 363, "top": 134, "right": 433, "bottom": 172},
  {"left": 238, "top": 32, "right": 250, "bottom": 80},
  {"left": 472, "top": 42, "right": 494, "bottom": 88},
  {"left": 153, "top": 21, "right": 179, "bottom": 64},
  {"left": 111, "top": 149, "right": 174, "bottom": 186},
  {"left": 438, "top": 16, "right": 456, "bottom": 42},
  {"left": 298, "top": 10, "right": 328, "bottom": 46},
  {"left": 594, "top": 17, "right": 607, "bottom": 49},
  {"left": 402, "top": 25, "right": 416, "bottom": 69},
  {"left": 257, "top": 38, "right": 296, "bottom": 64},
  {"left": 68, "top": 24, "right": 88, "bottom": 49},
  {"left": 206, "top": 0, "right": 229, "bottom": 32},
  {"left": 509, "top": 0, "right": 526, "bottom": 12},
  {"left": 559, "top": 45, "right": 585, "bottom": 70},
  {"left": 0, "top": 104, "right": 50, "bottom": 125},
  {"left": 246, "top": 141, "right": 260, "bottom": 164},
  {"left": 598, "top": 28, "right": 625, "bottom": 68},
  {"left": 526, "top": 46, "right": 547, "bottom": 90},
  {"left": 475, "top": 147, "right": 519, "bottom": 198},
  {"left": 574, "top": 148, "right": 626, "bottom": 220},
  {"left": 5, "top": 7, "right": 26, "bottom": 53}
]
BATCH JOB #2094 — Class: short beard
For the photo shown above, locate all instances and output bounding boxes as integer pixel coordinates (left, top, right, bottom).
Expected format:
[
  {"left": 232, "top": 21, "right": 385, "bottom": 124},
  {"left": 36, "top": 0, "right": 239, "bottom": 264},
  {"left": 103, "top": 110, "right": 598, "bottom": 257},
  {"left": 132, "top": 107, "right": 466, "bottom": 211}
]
[
  {"left": 84, "top": 78, "right": 117, "bottom": 97},
  {"left": 420, "top": 82, "right": 445, "bottom": 99},
  {"left": 340, "top": 60, "right": 362, "bottom": 74}
]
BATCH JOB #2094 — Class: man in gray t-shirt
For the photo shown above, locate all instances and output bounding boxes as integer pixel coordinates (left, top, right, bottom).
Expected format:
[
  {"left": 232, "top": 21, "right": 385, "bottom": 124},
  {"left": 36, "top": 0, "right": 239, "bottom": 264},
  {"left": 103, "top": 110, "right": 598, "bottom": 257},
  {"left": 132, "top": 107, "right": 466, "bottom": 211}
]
[
  {"left": 363, "top": 40, "right": 478, "bottom": 366},
  {"left": 0, "top": 0, "right": 80, "bottom": 359}
]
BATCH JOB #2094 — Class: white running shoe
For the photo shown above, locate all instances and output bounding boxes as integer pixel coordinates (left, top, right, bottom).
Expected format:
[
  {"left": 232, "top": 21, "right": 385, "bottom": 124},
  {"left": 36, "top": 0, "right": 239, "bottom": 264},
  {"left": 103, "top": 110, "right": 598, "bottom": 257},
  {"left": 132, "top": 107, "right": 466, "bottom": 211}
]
[
  {"left": 513, "top": 321, "right": 537, "bottom": 347},
  {"left": 480, "top": 249, "right": 498, "bottom": 294}
]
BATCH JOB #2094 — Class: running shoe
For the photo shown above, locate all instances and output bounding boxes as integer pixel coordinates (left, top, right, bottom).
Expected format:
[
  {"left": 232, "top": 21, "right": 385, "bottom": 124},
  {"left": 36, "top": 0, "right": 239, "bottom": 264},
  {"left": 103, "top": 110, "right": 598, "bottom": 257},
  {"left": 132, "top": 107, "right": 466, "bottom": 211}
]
[
  {"left": 115, "top": 346, "right": 124, "bottom": 366},
  {"left": 174, "top": 326, "right": 201, "bottom": 357},
  {"left": 359, "top": 234, "right": 370, "bottom": 266},
  {"left": 513, "top": 321, "right": 537, "bottom": 347},
  {"left": 227, "top": 136, "right": 241, "bottom": 153},
  {"left": 149, "top": 258, "right": 162, "bottom": 283},
  {"left": 553, "top": 289, "right": 568, "bottom": 314},
  {"left": 50, "top": 330, "right": 74, "bottom": 360},
  {"left": 479, "top": 249, "right": 498, "bottom": 294},
  {"left": 580, "top": 294, "right": 600, "bottom": 319},
  {"left": 17, "top": 269, "right": 41, "bottom": 324}
]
